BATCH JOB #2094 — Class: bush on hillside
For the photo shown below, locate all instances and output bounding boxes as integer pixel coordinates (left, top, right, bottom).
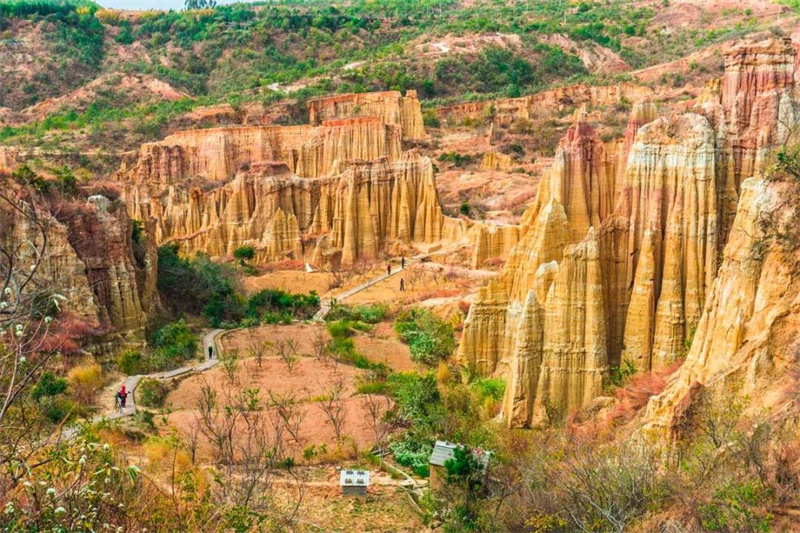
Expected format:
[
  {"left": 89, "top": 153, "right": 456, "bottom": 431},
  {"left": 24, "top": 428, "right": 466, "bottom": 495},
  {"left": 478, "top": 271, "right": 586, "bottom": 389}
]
[
  {"left": 394, "top": 308, "right": 456, "bottom": 366},
  {"left": 137, "top": 378, "right": 170, "bottom": 408},
  {"left": 67, "top": 363, "right": 103, "bottom": 406}
]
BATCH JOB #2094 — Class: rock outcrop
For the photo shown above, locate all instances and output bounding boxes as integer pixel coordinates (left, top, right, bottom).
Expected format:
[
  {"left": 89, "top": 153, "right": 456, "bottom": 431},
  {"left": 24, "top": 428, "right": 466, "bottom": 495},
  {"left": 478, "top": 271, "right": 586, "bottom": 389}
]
[
  {"left": 436, "top": 82, "right": 654, "bottom": 125},
  {"left": 116, "top": 91, "right": 474, "bottom": 267},
  {"left": 480, "top": 151, "right": 513, "bottom": 170},
  {"left": 0, "top": 186, "right": 157, "bottom": 343},
  {"left": 460, "top": 38, "right": 800, "bottom": 427},
  {"left": 117, "top": 118, "right": 402, "bottom": 186},
  {"left": 642, "top": 177, "right": 797, "bottom": 438},
  {"left": 123, "top": 152, "right": 468, "bottom": 266},
  {"left": 307, "top": 90, "right": 428, "bottom": 141}
]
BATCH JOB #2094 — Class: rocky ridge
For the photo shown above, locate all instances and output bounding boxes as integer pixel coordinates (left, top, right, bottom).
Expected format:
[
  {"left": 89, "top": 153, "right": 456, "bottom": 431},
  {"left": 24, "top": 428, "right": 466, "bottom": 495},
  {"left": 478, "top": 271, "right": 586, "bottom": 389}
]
[
  {"left": 458, "top": 37, "right": 800, "bottom": 428},
  {"left": 116, "top": 91, "right": 471, "bottom": 266}
]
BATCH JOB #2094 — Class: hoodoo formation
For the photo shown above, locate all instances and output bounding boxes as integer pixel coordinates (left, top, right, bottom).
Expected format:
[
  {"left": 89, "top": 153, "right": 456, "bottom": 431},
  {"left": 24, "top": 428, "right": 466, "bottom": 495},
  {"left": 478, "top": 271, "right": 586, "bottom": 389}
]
[
  {"left": 116, "top": 92, "right": 469, "bottom": 266},
  {"left": 460, "top": 37, "right": 800, "bottom": 428}
]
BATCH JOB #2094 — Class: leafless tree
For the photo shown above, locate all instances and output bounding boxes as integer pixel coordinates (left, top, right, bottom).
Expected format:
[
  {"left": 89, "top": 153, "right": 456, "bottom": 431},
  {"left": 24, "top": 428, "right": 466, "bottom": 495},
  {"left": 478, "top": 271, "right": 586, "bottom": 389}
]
[
  {"left": 0, "top": 188, "right": 80, "bottom": 488},
  {"left": 268, "top": 390, "right": 306, "bottom": 443},
  {"left": 182, "top": 421, "right": 202, "bottom": 464},
  {"left": 318, "top": 379, "right": 347, "bottom": 442},
  {"left": 274, "top": 339, "right": 300, "bottom": 373},
  {"left": 219, "top": 349, "right": 239, "bottom": 384},
  {"left": 362, "top": 393, "right": 391, "bottom": 459},
  {"left": 247, "top": 338, "right": 271, "bottom": 370},
  {"left": 405, "top": 264, "right": 425, "bottom": 291},
  {"left": 311, "top": 328, "right": 330, "bottom": 366}
]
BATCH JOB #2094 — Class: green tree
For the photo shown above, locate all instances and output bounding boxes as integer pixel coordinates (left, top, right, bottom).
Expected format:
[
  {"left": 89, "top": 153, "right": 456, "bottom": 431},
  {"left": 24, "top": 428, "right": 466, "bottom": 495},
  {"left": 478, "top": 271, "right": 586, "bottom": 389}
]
[{"left": 233, "top": 245, "right": 255, "bottom": 265}]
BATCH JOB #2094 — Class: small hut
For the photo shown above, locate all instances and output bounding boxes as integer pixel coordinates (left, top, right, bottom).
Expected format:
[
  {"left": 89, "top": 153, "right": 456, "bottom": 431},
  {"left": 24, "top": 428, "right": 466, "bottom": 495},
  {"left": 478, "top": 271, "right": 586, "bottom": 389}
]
[
  {"left": 428, "top": 440, "right": 492, "bottom": 490},
  {"left": 339, "top": 469, "right": 370, "bottom": 497}
]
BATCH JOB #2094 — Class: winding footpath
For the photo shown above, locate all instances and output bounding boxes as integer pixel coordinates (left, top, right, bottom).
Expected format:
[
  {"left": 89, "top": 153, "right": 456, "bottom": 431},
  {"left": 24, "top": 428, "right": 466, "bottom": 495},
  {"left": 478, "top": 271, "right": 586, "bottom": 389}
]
[
  {"left": 99, "top": 328, "right": 224, "bottom": 421},
  {"left": 313, "top": 253, "right": 427, "bottom": 321},
  {"left": 97, "top": 255, "right": 429, "bottom": 419}
]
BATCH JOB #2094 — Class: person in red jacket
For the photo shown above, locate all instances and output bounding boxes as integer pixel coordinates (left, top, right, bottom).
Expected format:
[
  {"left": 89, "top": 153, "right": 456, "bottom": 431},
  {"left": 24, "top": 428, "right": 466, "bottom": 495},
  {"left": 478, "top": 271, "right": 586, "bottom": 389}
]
[{"left": 118, "top": 384, "right": 128, "bottom": 408}]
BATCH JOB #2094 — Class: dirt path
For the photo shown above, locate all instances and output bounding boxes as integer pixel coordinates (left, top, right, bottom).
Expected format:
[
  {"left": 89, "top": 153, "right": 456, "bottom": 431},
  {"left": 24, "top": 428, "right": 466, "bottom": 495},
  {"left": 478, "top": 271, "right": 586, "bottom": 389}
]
[
  {"left": 314, "top": 254, "right": 427, "bottom": 320},
  {"left": 99, "top": 328, "right": 224, "bottom": 421}
]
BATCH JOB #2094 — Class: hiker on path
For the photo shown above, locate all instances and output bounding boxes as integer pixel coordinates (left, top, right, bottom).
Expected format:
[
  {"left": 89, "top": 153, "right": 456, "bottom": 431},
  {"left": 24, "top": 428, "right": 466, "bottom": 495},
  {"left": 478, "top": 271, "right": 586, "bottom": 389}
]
[
  {"left": 399, "top": 278, "right": 406, "bottom": 292},
  {"left": 120, "top": 384, "right": 128, "bottom": 407},
  {"left": 208, "top": 345, "right": 214, "bottom": 359},
  {"left": 401, "top": 256, "right": 405, "bottom": 269},
  {"left": 387, "top": 263, "right": 392, "bottom": 276}
]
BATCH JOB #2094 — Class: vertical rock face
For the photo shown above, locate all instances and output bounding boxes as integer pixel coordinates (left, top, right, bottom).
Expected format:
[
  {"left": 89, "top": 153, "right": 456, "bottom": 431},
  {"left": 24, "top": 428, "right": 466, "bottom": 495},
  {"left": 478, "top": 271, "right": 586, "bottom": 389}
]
[
  {"left": 436, "top": 82, "right": 654, "bottom": 125},
  {"left": 643, "top": 178, "right": 793, "bottom": 437},
  {"left": 115, "top": 91, "right": 470, "bottom": 267},
  {"left": 603, "top": 113, "right": 719, "bottom": 370},
  {"left": 714, "top": 37, "right": 796, "bottom": 246},
  {"left": 124, "top": 152, "right": 468, "bottom": 265},
  {"left": 307, "top": 90, "right": 427, "bottom": 140},
  {"left": 532, "top": 229, "right": 608, "bottom": 425},
  {"left": 55, "top": 198, "right": 157, "bottom": 337},
  {"left": 117, "top": 119, "right": 402, "bottom": 186},
  {"left": 469, "top": 224, "right": 521, "bottom": 268},
  {"left": 480, "top": 151, "right": 513, "bottom": 171},
  {"left": 460, "top": 38, "right": 800, "bottom": 427},
  {"left": 0, "top": 189, "right": 157, "bottom": 342}
]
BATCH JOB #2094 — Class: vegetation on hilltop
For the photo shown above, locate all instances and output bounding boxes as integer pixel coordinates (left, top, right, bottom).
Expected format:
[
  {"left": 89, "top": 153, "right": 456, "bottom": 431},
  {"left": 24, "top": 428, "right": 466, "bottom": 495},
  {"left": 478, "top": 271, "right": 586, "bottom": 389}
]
[{"left": 0, "top": 0, "right": 761, "bottom": 154}]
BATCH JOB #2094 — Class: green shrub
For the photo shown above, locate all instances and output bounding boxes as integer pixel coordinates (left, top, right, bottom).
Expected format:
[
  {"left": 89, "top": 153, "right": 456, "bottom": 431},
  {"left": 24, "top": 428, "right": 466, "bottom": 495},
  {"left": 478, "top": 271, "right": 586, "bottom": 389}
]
[
  {"left": 356, "top": 381, "right": 389, "bottom": 395},
  {"left": 390, "top": 437, "right": 432, "bottom": 477},
  {"left": 233, "top": 245, "right": 255, "bottom": 265},
  {"left": 32, "top": 371, "right": 68, "bottom": 401},
  {"left": 325, "top": 303, "right": 389, "bottom": 324},
  {"left": 117, "top": 349, "right": 144, "bottom": 375},
  {"left": 137, "top": 378, "right": 170, "bottom": 408},
  {"left": 471, "top": 378, "right": 505, "bottom": 402},
  {"left": 394, "top": 308, "right": 456, "bottom": 366},
  {"left": 422, "top": 108, "right": 440, "bottom": 128},
  {"left": 247, "top": 288, "right": 320, "bottom": 321},
  {"left": 151, "top": 320, "right": 197, "bottom": 362},
  {"left": 157, "top": 244, "right": 245, "bottom": 326}
]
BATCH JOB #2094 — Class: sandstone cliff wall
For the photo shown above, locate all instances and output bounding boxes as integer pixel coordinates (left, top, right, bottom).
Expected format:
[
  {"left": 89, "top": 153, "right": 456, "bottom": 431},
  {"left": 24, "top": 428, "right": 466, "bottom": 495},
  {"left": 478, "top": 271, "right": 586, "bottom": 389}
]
[
  {"left": 307, "top": 90, "right": 427, "bottom": 141},
  {"left": 459, "top": 38, "right": 800, "bottom": 428},
  {"left": 642, "top": 177, "right": 799, "bottom": 439},
  {"left": 117, "top": 118, "right": 402, "bottom": 186},
  {"left": 436, "top": 82, "right": 654, "bottom": 124},
  {"left": 0, "top": 189, "right": 157, "bottom": 343},
  {"left": 124, "top": 152, "right": 469, "bottom": 266}
]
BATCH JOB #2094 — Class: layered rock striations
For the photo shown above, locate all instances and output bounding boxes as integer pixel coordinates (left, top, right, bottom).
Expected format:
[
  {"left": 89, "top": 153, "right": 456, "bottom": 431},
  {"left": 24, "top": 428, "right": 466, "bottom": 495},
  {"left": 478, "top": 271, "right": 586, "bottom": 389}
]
[
  {"left": 436, "top": 82, "right": 654, "bottom": 125},
  {"left": 113, "top": 91, "right": 478, "bottom": 266},
  {"left": 117, "top": 118, "right": 402, "bottom": 186},
  {"left": 460, "top": 38, "right": 800, "bottom": 428},
  {"left": 307, "top": 90, "right": 428, "bottom": 141},
  {"left": 0, "top": 188, "right": 157, "bottom": 342},
  {"left": 642, "top": 177, "right": 795, "bottom": 438},
  {"left": 125, "top": 152, "right": 468, "bottom": 266}
]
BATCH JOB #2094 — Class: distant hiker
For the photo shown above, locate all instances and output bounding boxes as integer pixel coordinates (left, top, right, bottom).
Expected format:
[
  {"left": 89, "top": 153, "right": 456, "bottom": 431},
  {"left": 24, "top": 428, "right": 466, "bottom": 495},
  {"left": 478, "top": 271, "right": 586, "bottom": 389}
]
[
  {"left": 399, "top": 278, "right": 406, "bottom": 292},
  {"left": 118, "top": 385, "right": 128, "bottom": 408},
  {"left": 208, "top": 345, "right": 214, "bottom": 359},
  {"left": 401, "top": 256, "right": 406, "bottom": 269},
  {"left": 115, "top": 393, "right": 123, "bottom": 414},
  {"left": 387, "top": 263, "right": 392, "bottom": 276}
]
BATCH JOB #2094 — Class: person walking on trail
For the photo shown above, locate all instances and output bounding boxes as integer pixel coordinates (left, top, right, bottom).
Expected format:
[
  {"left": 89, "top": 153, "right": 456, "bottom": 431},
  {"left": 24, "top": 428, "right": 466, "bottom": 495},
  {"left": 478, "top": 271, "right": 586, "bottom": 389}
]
[
  {"left": 401, "top": 256, "right": 405, "bottom": 269},
  {"left": 115, "top": 393, "right": 123, "bottom": 414},
  {"left": 119, "top": 384, "right": 128, "bottom": 408},
  {"left": 208, "top": 345, "right": 214, "bottom": 359},
  {"left": 387, "top": 263, "right": 392, "bottom": 276},
  {"left": 399, "top": 278, "right": 406, "bottom": 292}
]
